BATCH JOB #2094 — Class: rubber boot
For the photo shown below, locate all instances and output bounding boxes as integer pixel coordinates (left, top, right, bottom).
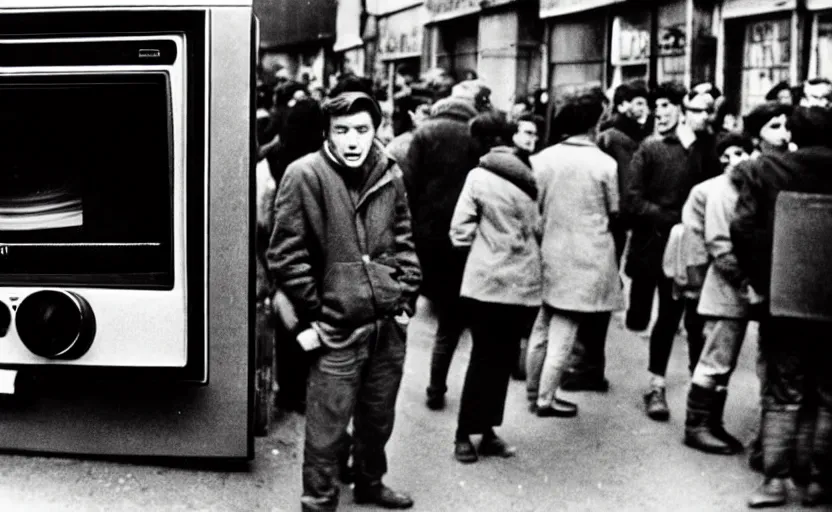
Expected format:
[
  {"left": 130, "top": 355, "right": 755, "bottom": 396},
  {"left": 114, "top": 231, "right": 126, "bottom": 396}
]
[
  {"left": 710, "top": 388, "right": 745, "bottom": 454},
  {"left": 684, "top": 384, "right": 736, "bottom": 455},
  {"left": 748, "top": 409, "right": 800, "bottom": 508}
]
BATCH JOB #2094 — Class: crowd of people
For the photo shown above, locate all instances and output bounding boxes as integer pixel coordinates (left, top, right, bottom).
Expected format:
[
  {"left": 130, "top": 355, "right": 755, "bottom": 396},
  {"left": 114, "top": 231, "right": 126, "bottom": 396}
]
[{"left": 255, "top": 64, "right": 832, "bottom": 511}]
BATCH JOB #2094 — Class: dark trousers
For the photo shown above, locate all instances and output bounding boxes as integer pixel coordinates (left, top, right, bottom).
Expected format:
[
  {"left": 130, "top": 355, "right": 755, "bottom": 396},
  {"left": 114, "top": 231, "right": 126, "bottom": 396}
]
[
  {"left": 275, "top": 315, "right": 311, "bottom": 412},
  {"left": 628, "top": 275, "right": 705, "bottom": 377},
  {"left": 457, "top": 300, "right": 536, "bottom": 437},
  {"left": 758, "top": 316, "right": 832, "bottom": 483},
  {"left": 427, "top": 296, "right": 467, "bottom": 399},
  {"left": 302, "top": 319, "right": 407, "bottom": 504},
  {"left": 565, "top": 313, "right": 612, "bottom": 381}
]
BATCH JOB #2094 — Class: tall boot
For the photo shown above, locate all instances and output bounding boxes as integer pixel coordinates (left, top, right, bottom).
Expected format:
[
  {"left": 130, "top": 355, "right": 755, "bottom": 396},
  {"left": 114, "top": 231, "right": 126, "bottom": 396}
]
[
  {"left": 710, "top": 388, "right": 745, "bottom": 454},
  {"left": 684, "top": 384, "right": 736, "bottom": 455},
  {"left": 804, "top": 405, "right": 832, "bottom": 506},
  {"left": 748, "top": 409, "right": 800, "bottom": 508}
]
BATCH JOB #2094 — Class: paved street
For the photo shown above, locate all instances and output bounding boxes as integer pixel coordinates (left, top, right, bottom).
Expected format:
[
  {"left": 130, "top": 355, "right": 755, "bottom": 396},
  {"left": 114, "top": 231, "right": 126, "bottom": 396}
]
[{"left": 0, "top": 297, "right": 827, "bottom": 511}]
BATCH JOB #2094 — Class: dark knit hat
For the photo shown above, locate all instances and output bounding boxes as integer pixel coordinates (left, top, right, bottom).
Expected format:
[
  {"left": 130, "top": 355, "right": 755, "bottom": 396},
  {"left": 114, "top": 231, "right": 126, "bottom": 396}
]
[{"left": 743, "top": 101, "right": 792, "bottom": 138}]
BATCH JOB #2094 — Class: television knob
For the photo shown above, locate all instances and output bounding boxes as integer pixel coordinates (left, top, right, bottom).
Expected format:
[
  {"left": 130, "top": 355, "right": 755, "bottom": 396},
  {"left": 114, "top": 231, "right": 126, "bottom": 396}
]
[{"left": 16, "top": 290, "right": 96, "bottom": 359}]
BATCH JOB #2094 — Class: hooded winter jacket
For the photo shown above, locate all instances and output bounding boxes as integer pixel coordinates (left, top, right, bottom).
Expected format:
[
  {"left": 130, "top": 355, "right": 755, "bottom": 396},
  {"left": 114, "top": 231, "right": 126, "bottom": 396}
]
[
  {"left": 449, "top": 146, "right": 542, "bottom": 306},
  {"left": 400, "top": 97, "right": 480, "bottom": 303},
  {"left": 731, "top": 145, "right": 832, "bottom": 299},
  {"left": 267, "top": 143, "right": 422, "bottom": 332}
]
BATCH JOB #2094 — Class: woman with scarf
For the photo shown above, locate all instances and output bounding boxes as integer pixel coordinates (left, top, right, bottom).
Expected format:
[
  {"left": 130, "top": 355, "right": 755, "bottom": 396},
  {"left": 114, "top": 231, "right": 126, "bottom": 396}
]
[{"left": 449, "top": 110, "right": 542, "bottom": 463}]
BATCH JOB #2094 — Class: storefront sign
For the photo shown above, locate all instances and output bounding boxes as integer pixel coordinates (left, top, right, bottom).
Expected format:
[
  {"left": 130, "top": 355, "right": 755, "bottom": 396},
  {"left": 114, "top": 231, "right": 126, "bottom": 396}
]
[
  {"left": 378, "top": 7, "right": 426, "bottom": 60},
  {"left": 426, "top": 0, "right": 517, "bottom": 23},
  {"left": 658, "top": 24, "right": 686, "bottom": 56},
  {"left": 540, "top": 0, "right": 623, "bottom": 19},
  {"left": 722, "top": 0, "right": 796, "bottom": 19}
]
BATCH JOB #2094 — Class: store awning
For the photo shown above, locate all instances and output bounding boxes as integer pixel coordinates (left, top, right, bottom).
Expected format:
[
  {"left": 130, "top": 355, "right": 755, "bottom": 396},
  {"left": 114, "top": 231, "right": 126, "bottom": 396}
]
[
  {"left": 333, "top": 0, "right": 364, "bottom": 53},
  {"left": 721, "top": 0, "right": 796, "bottom": 19},
  {"left": 540, "top": 0, "right": 624, "bottom": 19}
]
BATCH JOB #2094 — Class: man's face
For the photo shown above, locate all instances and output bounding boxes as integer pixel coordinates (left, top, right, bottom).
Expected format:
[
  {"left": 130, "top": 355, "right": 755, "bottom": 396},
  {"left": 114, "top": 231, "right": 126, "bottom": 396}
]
[
  {"left": 654, "top": 98, "right": 681, "bottom": 135},
  {"left": 758, "top": 114, "right": 791, "bottom": 151},
  {"left": 513, "top": 120, "right": 539, "bottom": 153},
  {"left": 630, "top": 96, "right": 649, "bottom": 122},
  {"left": 719, "top": 145, "right": 750, "bottom": 173},
  {"left": 777, "top": 88, "right": 794, "bottom": 106},
  {"left": 328, "top": 111, "right": 376, "bottom": 169},
  {"left": 802, "top": 82, "right": 832, "bottom": 108}
]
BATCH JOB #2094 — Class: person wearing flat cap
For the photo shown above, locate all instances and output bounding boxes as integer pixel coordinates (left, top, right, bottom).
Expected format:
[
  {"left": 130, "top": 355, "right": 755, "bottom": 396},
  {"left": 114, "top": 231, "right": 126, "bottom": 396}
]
[{"left": 268, "top": 91, "right": 421, "bottom": 512}]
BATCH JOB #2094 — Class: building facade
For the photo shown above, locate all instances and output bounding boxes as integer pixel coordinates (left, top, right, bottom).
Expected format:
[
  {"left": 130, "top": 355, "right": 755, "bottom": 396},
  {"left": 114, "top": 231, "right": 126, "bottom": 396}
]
[{"left": 255, "top": 0, "right": 830, "bottom": 115}]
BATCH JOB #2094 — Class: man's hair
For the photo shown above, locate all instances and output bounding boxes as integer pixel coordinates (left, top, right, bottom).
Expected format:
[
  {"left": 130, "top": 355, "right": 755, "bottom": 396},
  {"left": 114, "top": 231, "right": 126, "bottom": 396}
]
[
  {"left": 469, "top": 110, "right": 515, "bottom": 148},
  {"left": 742, "top": 101, "right": 793, "bottom": 138},
  {"left": 715, "top": 131, "right": 754, "bottom": 156},
  {"left": 805, "top": 77, "right": 832, "bottom": 88},
  {"left": 329, "top": 74, "right": 376, "bottom": 99},
  {"left": 553, "top": 86, "right": 607, "bottom": 136},
  {"left": 613, "top": 80, "right": 649, "bottom": 107},
  {"left": 515, "top": 113, "right": 543, "bottom": 132},
  {"left": 765, "top": 80, "right": 792, "bottom": 101},
  {"left": 650, "top": 81, "right": 687, "bottom": 107},
  {"left": 789, "top": 106, "right": 832, "bottom": 148},
  {"left": 321, "top": 92, "right": 382, "bottom": 129}
]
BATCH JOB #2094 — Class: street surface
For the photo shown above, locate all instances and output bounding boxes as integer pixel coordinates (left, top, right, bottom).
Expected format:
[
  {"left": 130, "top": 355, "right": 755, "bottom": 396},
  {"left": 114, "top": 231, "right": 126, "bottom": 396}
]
[{"left": 0, "top": 297, "right": 827, "bottom": 511}]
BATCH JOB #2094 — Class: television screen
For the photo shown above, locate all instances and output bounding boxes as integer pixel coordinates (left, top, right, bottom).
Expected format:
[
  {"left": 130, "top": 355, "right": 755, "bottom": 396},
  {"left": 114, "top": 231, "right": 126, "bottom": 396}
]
[{"left": 0, "top": 73, "right": 173, "bottom": 288}]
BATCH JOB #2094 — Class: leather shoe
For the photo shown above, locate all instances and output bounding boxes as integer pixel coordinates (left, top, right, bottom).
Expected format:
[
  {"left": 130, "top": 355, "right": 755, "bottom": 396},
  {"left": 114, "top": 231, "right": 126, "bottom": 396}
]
[
  {"left": 301, "top": 494, "right": 338, "bottom": 512},
  {"left": 748, "top": 478, "right": 788, "bottom": 508},
  {"left": 354, "top": 484, "right": 414, "bottom": 509},
  {"left": 454, "top": 438, "right": 478, "bottom": 463},
  {"left": 478, "top": 434, "right": 516, "bottom": 458},
  {"left": 536, "top": 398, "right": 578, "bottom": 418},
  {"left": 644, "top": 387, "right": 670, "bottom": 422}
]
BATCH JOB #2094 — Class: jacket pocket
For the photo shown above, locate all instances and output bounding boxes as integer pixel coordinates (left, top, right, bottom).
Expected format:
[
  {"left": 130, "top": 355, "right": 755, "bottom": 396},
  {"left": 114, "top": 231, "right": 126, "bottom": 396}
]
[
  {"left": 321, "top": 262, "right": 374, "bottom": 324},
  {"left": 366, "top": 261, "right": 403, "bottom": 314}
]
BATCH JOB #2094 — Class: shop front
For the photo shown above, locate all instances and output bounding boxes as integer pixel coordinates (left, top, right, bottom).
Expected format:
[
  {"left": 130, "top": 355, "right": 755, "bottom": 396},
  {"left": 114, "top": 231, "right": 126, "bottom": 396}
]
[
  {"left": 425, "top": 0, "right": 542, "bottom": 111},
  {"left": 808, "top": 0, "right": 832, "bottom": 79},
  {"left": 332, "top": 0, "right": 366, "bottom": 76},
  {"left": 541, "top": 0, "right": 715, "bottom": 96},
  {"left": 720, "top": 0, "right": 799, "bottom": 114}
]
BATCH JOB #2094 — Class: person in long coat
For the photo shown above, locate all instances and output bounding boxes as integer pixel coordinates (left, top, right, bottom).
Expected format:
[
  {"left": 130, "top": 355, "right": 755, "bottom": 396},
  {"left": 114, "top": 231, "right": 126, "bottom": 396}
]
[
  {"left": 525, "top": 87, "right": 625, "bottom": 417},
  {"left": 449, "top": 111, "right": 542, "bottom": 463},
  {"left": 400, "top": 96, "right": 481, "bottom": 410}
]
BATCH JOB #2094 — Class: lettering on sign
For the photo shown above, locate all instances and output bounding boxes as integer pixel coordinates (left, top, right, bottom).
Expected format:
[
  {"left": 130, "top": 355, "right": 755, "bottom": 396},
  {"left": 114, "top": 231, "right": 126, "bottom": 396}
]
[{"left": 426, "top": 0, "right": 480, "bottom": 14}]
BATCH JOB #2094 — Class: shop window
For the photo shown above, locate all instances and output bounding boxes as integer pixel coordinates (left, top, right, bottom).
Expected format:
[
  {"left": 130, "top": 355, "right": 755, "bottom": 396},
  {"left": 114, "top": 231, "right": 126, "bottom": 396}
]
[
  {"left": 436, "top": 17, "right": 479, "bottom": 81},
  {"left": 549, "top": 15, "right": 607, "bottom": 91},
  {"left": 657, "top": 0, "right": 687, "bottom": 84},
  {"left": 817, "top": 16, "right": 832, "bottom": 79},
  {"left": 611, "top": 12, "right": 651, "bottom": 86},
  {"left": 740, "top": 17, "right": 791, "bottom": 113}
]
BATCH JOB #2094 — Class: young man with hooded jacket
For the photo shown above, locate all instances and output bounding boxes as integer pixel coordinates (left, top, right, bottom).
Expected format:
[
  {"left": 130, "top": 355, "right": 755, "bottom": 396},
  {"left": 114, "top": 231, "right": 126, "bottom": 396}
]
[{"left": 268, "top": 92, "right": 421, "bottom": 512}]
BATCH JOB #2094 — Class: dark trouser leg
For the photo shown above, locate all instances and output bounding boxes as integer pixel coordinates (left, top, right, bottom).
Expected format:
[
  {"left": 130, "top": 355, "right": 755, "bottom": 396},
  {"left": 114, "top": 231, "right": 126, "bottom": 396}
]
[
  {"left": 566, "top": 312, "right": 611, "bottom": 383},
  {"left": 457, "top": 301, "right": 528, "bottom": 437},
  {"left": 627, "top": 274, "right": 657, "bottom": 332},
  {"left": 683, "top": 298, "right": 706, "bottom": 375},
  {"left": 427, "top": 297, "right": 466, "bottom": 400},
  {"left": 302, "top": 343, "right": 366, "bottom": 506},
  {"left": 647, "top": 278, "right": 685, "bottom": 377},
  {"left": 276, "top": 316, "right": 310, "bottom": 412},
  {"left": 810, "top": 327, "right": 832, "bottom": 489},
  {"left": 352, "top": 319, "right": 407, "bottom": 488}
]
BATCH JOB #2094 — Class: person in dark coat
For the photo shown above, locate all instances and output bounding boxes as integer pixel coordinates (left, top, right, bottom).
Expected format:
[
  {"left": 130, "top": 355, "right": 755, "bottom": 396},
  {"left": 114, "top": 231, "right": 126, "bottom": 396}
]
[
  {"left": 268, "top": 92, "right": 421, "bottom": 512},
  {"left": 561, "top": 80, "right": 651, "bottom": 393},
  {"left": 623, "top": 82, "right": 722, "bottom": 422},
  {"left": 400, "top": 96, "right": 481, "bottom": 411},
  {"left": 731, "top": 107, "right": 832, "bottom": 508}
]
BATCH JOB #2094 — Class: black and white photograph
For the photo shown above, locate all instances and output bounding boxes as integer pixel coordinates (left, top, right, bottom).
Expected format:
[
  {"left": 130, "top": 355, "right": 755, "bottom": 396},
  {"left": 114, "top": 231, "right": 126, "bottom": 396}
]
[{"left": 0, "top": 0, "right": 829, "bottom": 510}]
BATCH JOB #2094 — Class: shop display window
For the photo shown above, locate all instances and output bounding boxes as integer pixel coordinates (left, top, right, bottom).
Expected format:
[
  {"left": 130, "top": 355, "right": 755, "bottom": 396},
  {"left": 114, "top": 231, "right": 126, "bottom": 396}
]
[
  {"left": 817, "top": 15, "right": 832, "bottom": 79},
  {"left": 436, "top": 17, "right": 478, "bottom": 81},
  {"left": 740, "top": 17, "right": 791, "bottom": 113},
  {"left": 549, "top": 15, "right": 606, "bottom": 91}
]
